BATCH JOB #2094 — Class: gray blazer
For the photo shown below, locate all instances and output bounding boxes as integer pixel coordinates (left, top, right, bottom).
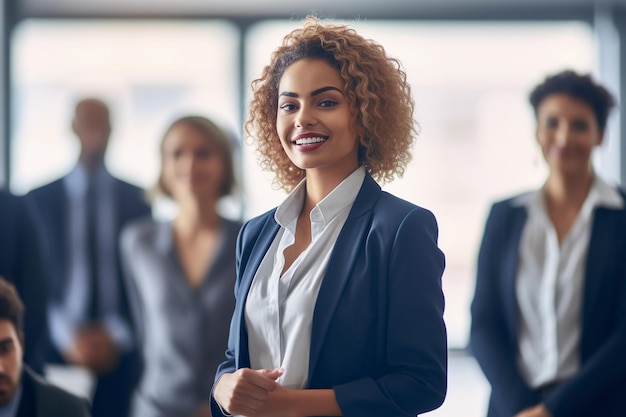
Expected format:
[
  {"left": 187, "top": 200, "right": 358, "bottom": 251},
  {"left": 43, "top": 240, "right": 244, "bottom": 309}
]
[{"left": 121, "top": 217, "right": 241, "bottom": 417}]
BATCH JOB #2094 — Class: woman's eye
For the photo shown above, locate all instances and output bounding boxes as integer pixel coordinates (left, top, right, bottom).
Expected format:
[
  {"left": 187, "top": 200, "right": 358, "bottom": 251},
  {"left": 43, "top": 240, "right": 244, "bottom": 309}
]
[
  {"left": 571, "top": 119, "right": 589, "bottom": 132},
  {"left": 545, "top": 118, "right": 558, "bottom": 129},
  {"left": 196, "top": 149, "right": 211, "bottom": 158},
  {"left": 280, "top": 103, "right": 297, "bottom": 112},
  {"left": 319, "top": 99, "right": 337, "bottom": 108}
]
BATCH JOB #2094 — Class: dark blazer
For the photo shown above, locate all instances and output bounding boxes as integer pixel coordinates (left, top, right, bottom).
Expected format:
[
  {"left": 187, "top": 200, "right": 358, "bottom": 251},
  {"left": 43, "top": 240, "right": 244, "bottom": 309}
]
[
  {"left": 0, "top": 190, "right": 48, "bottom": 373},
  {"left": 17, "top": 366, "right": 92, "bottom": 417},
  {"left": 470, "top": 193, "right": 626, "bottom": 417},
  {"left": 26, "top": 175, "right": 151, "bottom": 417},
  {"left": 211, "top": 174, "right": 447, "bottom": 417}
]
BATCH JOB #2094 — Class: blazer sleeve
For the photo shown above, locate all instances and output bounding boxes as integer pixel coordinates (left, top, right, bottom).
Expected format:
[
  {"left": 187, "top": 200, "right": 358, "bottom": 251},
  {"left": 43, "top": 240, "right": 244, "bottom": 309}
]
[
  {"left": 469, "top": 203, "right": 540, "bottom": 416},
  {"left": 118, "top": 223, "right": 146, "bottom": 367},
  {"left": 210, "top": 220, "right": 251, "bottom": 417},
  {"left": 18, "top": 197, "right": 49, "bottom": 374},
  {"left": 333, "top": 207, "right": 447, "bottom": 416}
]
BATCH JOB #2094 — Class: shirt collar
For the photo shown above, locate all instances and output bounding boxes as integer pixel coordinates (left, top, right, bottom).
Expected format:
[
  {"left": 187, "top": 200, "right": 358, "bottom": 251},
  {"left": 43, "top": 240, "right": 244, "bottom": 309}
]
[
  {"left": 275, "top": 166, "right": 366, "bottom": 236},
  {"left": 589, "top": 174, "right": 625, "bottom": 209},
  {"left": 511, "top": 174, "right": 624, "bottom": 213}
]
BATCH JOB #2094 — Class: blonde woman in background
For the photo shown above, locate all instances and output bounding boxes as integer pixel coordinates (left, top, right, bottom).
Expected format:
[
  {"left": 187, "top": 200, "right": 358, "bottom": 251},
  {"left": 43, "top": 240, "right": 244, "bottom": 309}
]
[{"left": 121, "top": 116, "right": 241, "bottom": 417}]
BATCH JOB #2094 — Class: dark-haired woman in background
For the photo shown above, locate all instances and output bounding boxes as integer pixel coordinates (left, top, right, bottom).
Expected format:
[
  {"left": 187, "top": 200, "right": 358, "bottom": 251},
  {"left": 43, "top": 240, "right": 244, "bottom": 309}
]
[
  {"left": 470, "top": 70, "right": 626, "bottom": 417},
  {"left": 121, "top": 116, "right": 241, "bottom": 417}
]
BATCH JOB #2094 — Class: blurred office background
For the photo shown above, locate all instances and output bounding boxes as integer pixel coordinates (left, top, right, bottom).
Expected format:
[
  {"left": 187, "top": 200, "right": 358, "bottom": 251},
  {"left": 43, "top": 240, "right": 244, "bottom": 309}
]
[{"left": 2, "top": 0, "right": 625, "bottom": 415}]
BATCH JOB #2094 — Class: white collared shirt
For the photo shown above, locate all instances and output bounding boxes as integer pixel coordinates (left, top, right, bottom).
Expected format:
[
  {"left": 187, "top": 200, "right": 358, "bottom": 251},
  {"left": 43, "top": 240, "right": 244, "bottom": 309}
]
[
  {"left": 244, "top": 166, "right": 365, "bottom": 389},
  {"left": 514, "top": 175, "right": 624, "bottom": 388}
]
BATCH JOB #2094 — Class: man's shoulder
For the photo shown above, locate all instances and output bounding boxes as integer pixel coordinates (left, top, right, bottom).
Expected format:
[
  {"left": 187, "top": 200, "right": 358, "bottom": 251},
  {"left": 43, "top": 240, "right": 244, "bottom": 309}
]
[
  {"left": 23, "top": 367, "right": 91, "bottom": 417},
  {"left": 110, "top": 176, "right": 151, "bottom": 217},
  {"left": 27, "top": 177, "right": 65, "bottom": 198},
  {"left": 111, "top": 176, "right": 144, "bottom": 193},
  {"left": 0, "top": 189, "right": 20, "bottom": 213}
]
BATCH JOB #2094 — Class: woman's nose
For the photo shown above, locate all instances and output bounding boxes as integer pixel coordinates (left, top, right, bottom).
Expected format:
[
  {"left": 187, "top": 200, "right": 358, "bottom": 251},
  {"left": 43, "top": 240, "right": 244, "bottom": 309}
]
[
  {"left": 177, "top": 153, "right": 195, "bottom": 172},
  {"left": 295, "top": 106, "right": 317, "bottom": 128},
  {"left": 554, "top": 124, "right": 571, "bottom": 146}
]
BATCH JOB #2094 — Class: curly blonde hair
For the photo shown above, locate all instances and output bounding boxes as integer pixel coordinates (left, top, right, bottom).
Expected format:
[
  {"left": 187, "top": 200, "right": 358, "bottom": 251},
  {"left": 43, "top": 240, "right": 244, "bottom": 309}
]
[{"left": 246, "top": 17, "right": 417, "bottom": 192}]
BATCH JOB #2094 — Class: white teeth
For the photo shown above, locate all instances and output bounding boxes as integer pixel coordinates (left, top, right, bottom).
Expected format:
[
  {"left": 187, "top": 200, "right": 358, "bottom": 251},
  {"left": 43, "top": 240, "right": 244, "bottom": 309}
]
[{"left": 295, "top": 136, "right": 327, "bottom": 145}]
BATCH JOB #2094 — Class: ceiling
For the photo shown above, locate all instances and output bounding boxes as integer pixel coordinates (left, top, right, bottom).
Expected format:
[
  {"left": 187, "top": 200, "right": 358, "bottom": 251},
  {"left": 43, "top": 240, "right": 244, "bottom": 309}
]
[{"left": 17, "top": 0, "right": 626, "bottom": 20}]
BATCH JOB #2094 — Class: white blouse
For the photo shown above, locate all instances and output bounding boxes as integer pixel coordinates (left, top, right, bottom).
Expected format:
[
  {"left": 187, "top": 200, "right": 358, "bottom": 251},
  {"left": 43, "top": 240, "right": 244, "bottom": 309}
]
[
  {"left": 244, "top": 166, "right": 365, "bottom": 389},
  {"left": 514, "top": 175, "right": 623, "bottom": 388}
]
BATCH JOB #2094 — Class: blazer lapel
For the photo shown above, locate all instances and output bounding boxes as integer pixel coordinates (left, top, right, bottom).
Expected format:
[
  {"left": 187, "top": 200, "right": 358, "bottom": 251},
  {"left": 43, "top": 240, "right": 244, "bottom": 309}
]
[
  {"left": 235, "top": 214, "right": 280, "bottom": 368},
  {"left": 16, "top": 369, "right": 37, "bottom": 417},
  {"left": 582, "top": 207, "right": 621, "bottom": 331},
  {"left": 308, "top": 175, "right": 380, "bottom": 375},
  {"left": 48, "top": 181, "right": 70, "bottom": 299},
  {"left": 502, "top": 206, "right": 527, "bottom": 342}
]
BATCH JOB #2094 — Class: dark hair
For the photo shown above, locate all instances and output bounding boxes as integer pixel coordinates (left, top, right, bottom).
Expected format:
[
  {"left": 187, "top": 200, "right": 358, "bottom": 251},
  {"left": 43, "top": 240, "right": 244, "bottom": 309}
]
[
  {"left": 0, "top": 278, "right": 24, "bottom": 335},
  {"left": 245, "top": 16, "right": 416, "bottom": 191},
  {"left": 155, "top": 115, "right": 236, "bottom": 199},
  {"left": 529, "top": 70, "right": 616, "bottom": 132}
]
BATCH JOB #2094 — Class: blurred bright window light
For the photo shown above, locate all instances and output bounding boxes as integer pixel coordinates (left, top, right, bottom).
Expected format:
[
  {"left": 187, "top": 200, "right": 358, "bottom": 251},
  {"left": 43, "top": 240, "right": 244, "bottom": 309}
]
[{"left": 11, "top": 19, "right": 241, "bottom": 203}]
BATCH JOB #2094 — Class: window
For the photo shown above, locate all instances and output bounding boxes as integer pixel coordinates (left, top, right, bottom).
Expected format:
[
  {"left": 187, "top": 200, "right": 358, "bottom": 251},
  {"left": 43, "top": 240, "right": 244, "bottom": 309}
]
[{"left": 11, "top": 19, "right": 241, "bottom": 221}]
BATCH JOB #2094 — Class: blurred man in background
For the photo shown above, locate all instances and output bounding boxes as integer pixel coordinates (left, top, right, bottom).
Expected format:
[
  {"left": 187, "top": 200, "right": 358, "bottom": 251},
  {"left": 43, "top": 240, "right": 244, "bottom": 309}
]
[{"left": 27, "top": 98, "right": 151, "bottom": 417}]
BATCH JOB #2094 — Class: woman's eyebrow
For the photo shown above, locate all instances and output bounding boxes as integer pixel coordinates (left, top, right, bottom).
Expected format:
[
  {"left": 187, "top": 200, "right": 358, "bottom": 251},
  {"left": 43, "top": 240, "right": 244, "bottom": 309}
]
[
  {"left": 279, "top": 86, "right": 342, "bottom": 98},
  {"left": 311, "top": 86, "right": 342, "bottom": 96}
]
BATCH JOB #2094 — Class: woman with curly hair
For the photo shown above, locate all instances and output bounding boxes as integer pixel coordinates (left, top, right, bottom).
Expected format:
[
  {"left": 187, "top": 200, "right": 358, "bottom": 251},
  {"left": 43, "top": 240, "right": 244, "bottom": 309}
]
[{"left": 212, "top": 17, "right": 447, "bottom": 417}]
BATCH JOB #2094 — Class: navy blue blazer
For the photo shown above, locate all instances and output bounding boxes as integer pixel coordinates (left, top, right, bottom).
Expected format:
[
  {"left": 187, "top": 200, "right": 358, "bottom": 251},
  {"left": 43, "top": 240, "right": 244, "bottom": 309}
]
[
  {"left": 470, "top": 193, "right": 626, "bottom": 417},
  {"left": 26, "top": 175, "right": 151, "bottom": 417},
  {"left": 26, "top": 177, "right": 151, "bottom": 306},
  {"left": 211, "top": 174, "right": 447, "bottom": 417},
  {"left": 17, "top": 366, "right": 92, "bottom": 417},
  {"left": 0, "top": 190, "right": 48, "bottom": 373}
]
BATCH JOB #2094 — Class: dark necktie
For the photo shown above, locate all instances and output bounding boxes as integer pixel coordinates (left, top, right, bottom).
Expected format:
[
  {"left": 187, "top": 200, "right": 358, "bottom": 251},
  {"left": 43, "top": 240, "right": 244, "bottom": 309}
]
[{"left": 86, "top": 179, "right": 100, "bottom": 320}]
